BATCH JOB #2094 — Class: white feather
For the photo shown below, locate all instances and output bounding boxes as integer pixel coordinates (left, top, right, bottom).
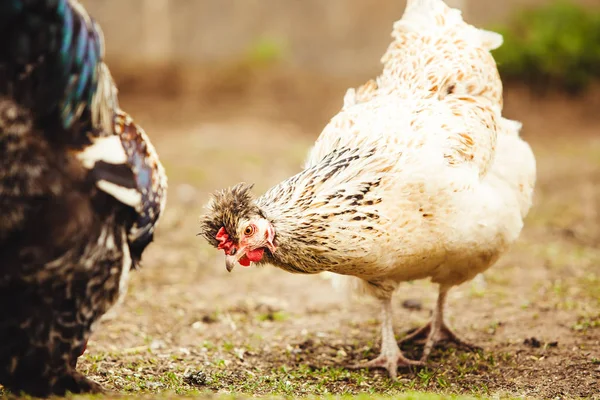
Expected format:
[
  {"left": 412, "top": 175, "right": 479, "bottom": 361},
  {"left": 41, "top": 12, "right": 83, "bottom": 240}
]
[
  {"left": 479, "top": 29, "right": 504, "bottom": 51},
  {"left": 96, "top": 180, "right": 142, "bottom": 208},
  {"left": 76, "top": 136, "right": 143, "bottom": 208},
  {"left": 297, "top": 0, "right": 535, "bottom": 299},
  {"left": 76, "top": 136, "right": 127, "bottom": 168},
  {"left": 394, "top": 0, "right": 504, "bottom": 53},
  {"left": 118, "top": 228, "right": 132, "bottom": 300}
]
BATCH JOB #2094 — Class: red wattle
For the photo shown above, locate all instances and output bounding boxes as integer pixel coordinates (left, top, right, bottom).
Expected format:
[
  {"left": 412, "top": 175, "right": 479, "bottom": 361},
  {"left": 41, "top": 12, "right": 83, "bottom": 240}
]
[
  {"left": 238, "top": 248, "right": 264, "bottom": 267},
  {"left": 239, "top": 255, "right": 251, "bottom": 267},
  {"left": 246, "top": 248, "right": 264, "bottom": 262}
]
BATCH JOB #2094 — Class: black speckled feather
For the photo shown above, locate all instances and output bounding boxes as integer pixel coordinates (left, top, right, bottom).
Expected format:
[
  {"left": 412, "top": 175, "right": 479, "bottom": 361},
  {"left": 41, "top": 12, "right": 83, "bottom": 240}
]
[
  {"left": 113, "top": 110, "right": 166, "bottom": 266},
  {"left": 199, "top": 146, "right": 384, "bottom": 275}
]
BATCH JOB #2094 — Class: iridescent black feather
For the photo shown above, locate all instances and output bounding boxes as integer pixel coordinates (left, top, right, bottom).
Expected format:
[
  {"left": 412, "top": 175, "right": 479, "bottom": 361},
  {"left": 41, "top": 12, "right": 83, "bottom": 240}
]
[{"left": 0, "top": 0, "right": 105, "bottom": 140}]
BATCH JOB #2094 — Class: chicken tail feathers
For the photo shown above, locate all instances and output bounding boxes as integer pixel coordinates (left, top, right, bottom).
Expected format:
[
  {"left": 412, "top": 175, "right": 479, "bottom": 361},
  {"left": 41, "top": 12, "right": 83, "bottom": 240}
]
[{"left": 396, "top": 0, "right": 503, "bottom": 51}]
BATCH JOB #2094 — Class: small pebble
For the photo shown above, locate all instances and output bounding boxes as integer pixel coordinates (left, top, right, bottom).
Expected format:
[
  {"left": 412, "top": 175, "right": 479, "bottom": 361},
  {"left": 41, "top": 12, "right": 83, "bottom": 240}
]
[
  {"left": 191, "top": 321, "right": 204, "bottom": 330},
  {"left": 201, "top": 314, "right": 218, "bottom": 324},
  {"left": 183, "top": 370, "right": 210, "bottom": 386},
  {"left": 178, "top": 347, "right": 191, "bottom": 356},
  {"left": 402, "top": 299, "right": 422, "bottom": 311},
  {"left": 524, "top": 337, "right": 542, "bottom": 348},
  {"left": 145, "top": 381, "right": 164, "bottom": 389},
  {"left": 150, "top": 339, "right": 166, "bottom": 350}
]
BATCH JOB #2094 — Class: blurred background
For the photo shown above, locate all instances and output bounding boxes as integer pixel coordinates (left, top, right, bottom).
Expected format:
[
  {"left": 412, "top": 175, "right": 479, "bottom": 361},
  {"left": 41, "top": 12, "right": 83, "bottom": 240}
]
[
  {"left": 84, "top": 0, "right": 599, "bottom": 79},
  {"left": 73, "top": 1, "right": 600, "bottom": 396},
  {"left": 78, "top": 0, "right": 600, "bottom": 137}
]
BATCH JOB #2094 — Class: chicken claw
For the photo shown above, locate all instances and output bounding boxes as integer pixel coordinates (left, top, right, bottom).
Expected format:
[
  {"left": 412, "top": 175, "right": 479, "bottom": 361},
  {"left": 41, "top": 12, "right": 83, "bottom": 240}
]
[
  {"left": 400, "top": 287, "right": 482, "bottom": 361},
  {"left": 401, "top": 320, "right": 481, "bottom": 359},
  {"left": 348, "top": 297, "right": 424, "bottom": 379},
  {"left": 349, "top": 352, "right": 424, "bottom": 379}
]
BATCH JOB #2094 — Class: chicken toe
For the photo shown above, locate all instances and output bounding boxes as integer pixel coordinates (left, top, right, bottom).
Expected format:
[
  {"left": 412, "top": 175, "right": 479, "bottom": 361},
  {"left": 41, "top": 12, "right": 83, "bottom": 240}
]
[
  {"left": 349, "top": 349, "right": 424, "bottom": 379},
  {"left": 400, "top": 320, "right": 481, "bottom": 360},
  {"left": 399, "top": 322, "right": 432, "bottom": 345},
  {"left": 422, "top": 320, "right": 481, "bottom": 360},
  {"left": 399, "top": 287, "right": 481, "bottom": 361},
  {"left": 349, "top": 297, "right": 423, "bottom": 379}
]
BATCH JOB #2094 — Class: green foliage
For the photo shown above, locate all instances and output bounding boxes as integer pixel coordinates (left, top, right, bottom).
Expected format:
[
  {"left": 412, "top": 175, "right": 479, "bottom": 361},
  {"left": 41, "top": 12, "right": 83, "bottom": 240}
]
[
  {"left": 244, "top": 36, "right": 288, "bottom": 68},
  {"left": 491, "top": 1, "right": 600, "bottom": 93}
]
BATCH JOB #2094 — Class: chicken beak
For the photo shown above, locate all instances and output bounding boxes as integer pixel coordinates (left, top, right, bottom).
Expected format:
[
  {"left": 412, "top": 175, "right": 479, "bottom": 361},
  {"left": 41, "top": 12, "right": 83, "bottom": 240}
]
[{"left": 225, "top": 255, "right": 237, "bottom": 272}]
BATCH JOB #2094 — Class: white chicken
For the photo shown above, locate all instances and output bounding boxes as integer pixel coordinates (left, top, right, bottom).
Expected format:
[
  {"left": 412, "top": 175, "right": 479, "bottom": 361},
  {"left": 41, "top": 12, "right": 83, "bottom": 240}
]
[{"left": 199, "top": 0, "right": 536, "bottom": 378}]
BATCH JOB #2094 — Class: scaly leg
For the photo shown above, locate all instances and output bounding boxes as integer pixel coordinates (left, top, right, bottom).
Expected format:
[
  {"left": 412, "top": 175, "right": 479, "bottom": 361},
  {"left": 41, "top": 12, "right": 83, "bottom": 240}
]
[
  {"left": 400, "top": 286, "right": 480, "bottom": 361},
  {"left": 350, "top": 297, "right": 424, "bottom": 378}
]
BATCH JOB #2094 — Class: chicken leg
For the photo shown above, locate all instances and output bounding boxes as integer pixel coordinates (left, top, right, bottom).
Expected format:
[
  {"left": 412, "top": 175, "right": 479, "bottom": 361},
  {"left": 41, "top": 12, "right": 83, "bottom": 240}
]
[
  {"left": 400, "top": 286, "right": 481, "bottom": 361},
  {"left": 350, "top": 297, "right": 424, "bottom": 378}
]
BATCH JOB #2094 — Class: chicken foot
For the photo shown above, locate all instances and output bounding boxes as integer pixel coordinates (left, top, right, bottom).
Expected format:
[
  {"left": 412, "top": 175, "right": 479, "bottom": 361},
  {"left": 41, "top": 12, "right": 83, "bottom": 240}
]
[
  {"left": 399, "top": 286, "right": 481, "bottom": 361},
  {"left": 349, "top": 297, "right": 424, "bottom": 379}
]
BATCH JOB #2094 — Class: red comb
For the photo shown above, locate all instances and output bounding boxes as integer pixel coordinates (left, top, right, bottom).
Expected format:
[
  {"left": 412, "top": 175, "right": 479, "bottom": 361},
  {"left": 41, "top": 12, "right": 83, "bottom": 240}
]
[
  {"left": 216, "top": 227, "right": 234, "bottom": 254},
  {"left": 216, "top": 227, "right": 228, "bottom": 243}
]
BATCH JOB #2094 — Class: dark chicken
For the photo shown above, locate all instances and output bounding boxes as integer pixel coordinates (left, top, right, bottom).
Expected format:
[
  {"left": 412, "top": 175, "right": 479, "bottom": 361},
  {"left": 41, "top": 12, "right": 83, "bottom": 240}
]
[{"left": 0, "top": 0, "right": 167, "bottom": 396}]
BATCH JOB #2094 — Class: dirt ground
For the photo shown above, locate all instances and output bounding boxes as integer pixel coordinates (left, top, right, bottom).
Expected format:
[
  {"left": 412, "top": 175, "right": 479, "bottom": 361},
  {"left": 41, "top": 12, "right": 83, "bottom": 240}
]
[{"left": 4, "top": 75, "right": 600, "bottom": 399}]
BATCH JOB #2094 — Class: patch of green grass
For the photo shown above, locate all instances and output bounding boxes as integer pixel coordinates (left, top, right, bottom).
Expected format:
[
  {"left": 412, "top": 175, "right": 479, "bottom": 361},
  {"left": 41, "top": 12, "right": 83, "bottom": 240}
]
[
  {"left": 244, "top": 36, "right": 288, "bottom": 68},
  {"left": 257, "top": 310, "right": 290, "bottom": 322},
  {"left": 120, "top": 345, "right": 496, "bottom": 397},
  {"left": 572, "top": 315, "right": 600, "bottom": 332},
  {"left": 579, "top": 273, "right": 600, "bottom": 305},
  {"left": 55, "top": 392, "right": 498, "bottom": 400},
  {"left": 1, "top": 343, "right": 521, "bottom": 400}
]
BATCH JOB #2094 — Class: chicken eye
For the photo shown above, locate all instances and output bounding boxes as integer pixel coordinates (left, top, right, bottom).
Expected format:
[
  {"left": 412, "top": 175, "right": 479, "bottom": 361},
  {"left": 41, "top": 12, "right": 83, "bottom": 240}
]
[{"left": 244, "top": 225, "right": 256, "bottom": 236}]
